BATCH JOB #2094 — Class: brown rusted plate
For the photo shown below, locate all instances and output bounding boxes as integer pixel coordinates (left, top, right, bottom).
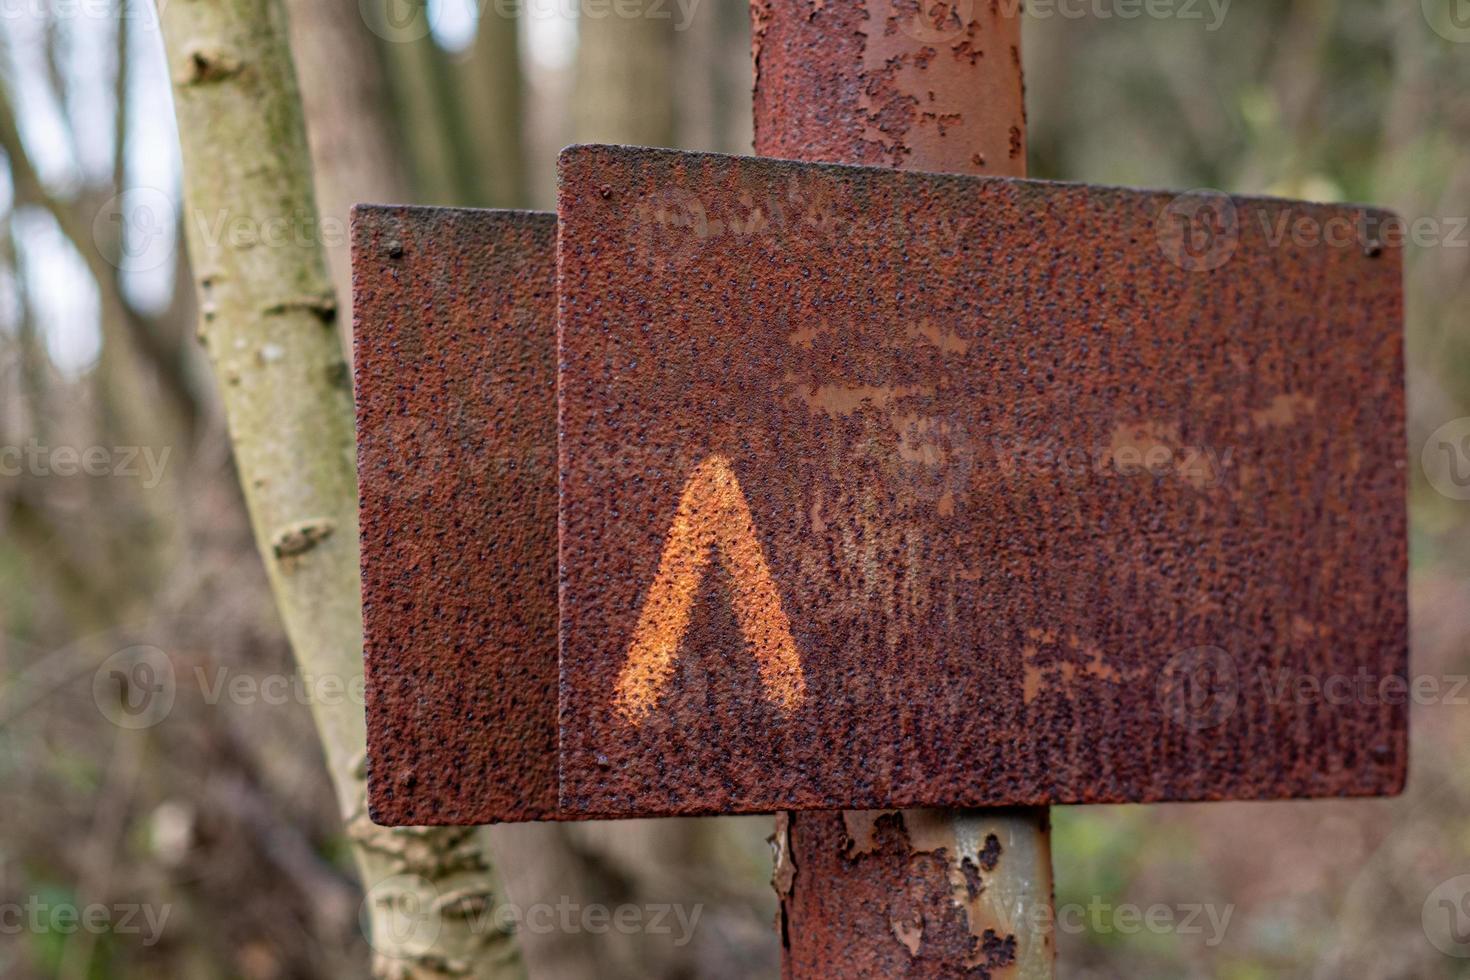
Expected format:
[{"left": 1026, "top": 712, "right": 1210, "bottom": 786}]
[
  {"left": 557, "top": 145, "right": 1407, "bottom": 817},
  {"left": 355, "top": 205, "right": 558, "bottom": 825}
]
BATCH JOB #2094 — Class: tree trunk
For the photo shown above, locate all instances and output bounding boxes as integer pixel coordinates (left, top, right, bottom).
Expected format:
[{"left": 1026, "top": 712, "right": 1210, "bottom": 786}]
[
  {"left": 676, "top": 0, "right": 751, "bottom": 154},
  {"left": 282, "top": 0, "right": 412, "bottom": 340},
  {"left": 376, "top": 16, "right": 474, "bottom": 204},
  {"left": 456, "top": 6, "right": 527, "bottom": 207},
  {"left": 157, "top": 1, "right": 524, "bottom": 976},
  {"left": 572, "top": 0, "right": 676, "bottom": 146}
]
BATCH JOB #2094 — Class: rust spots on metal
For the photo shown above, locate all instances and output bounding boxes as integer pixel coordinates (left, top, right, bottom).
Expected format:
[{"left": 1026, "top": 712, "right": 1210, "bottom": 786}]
[
  {"left": 615, "top": 454, "right": 805, "bottom": 724},
  {"left": 780, "top": 809, "right": 1053, "bottom": 978},
  {"left": 354, "top": 205, "right": 558, "bottom": 825},
  {"left": 751, "top": 0, "right": 1027, "bottom": 178},
  {"left": 556, "top": 144, "right": 1407, "bottom": 818},
  {"left": 1250, "top": 392, "right": 1317, "bottom": 429}
]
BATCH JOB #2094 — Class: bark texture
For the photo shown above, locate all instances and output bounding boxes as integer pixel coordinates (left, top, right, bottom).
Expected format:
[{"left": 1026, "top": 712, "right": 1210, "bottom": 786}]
[
  {"left": 283, "top": 0, "right": 412, "bottom": 338},
  {"left": 572, "top": 0, "right": 677, "bottom": 145},
  {"left": 457, "top": 6, "right": 527, "bottom": 207},
  {"left": 379, "top": 24, "right": 472, "bottom": 204},
  {"left": 157, "top": 1, "right": 524, "bottom": 976}
]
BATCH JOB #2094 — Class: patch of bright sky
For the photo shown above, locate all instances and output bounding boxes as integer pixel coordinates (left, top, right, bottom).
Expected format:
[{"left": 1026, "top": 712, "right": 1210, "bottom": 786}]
[
  {"left": 3, "top": 14, "right": 84, "bottom": 192},
  {"left": 0, "top": 262, "right": 20, "bottom": 340},
  {"left": 0, "top": 165, "right": 18, "bottom": 336},
  {"left": 3, "top": 0, "right": 568, "bottom": 378},
  {"left": 1, "top": 6, "right": 178, "bottom": 376},
  {"left": 430, "top": 0, "right": 479, "bottom": 52},
  {"left": 429, "top": 0, "right": 578, "bottom": 70},
  {"left": 55, "top": 7, "right": 116, "bottom": 183},
  {"left": 0, "top": 159, "right": 13, "bottom": 215},
  {"left": 0, "top": 163, "right": 13, "bottom": 333},
  {"left": 524, "top": 1, "right": 577, "bottom": 71},
  {"left": 13, "top": 205, "right": 101, "bottom": 374},
  {"left": 119, "top": 11, "right": 182, "bottom": 316}
]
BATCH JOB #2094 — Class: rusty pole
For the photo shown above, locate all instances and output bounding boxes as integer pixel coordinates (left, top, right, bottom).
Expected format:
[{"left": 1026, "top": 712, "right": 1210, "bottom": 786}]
[{"left": 751, "top": 2, "right": 1056, "bottom": 976}]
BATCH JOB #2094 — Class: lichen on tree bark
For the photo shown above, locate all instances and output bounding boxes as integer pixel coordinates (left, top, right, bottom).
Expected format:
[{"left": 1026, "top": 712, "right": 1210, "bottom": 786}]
[{"left": 157, "top": 0, "right": 524, "bottom": 975}]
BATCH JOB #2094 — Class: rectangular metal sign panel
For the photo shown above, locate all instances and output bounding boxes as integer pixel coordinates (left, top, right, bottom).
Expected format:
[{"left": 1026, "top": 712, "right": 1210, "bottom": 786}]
[
  {"left": 556, "top": 145, "right": 1407, "bottom": 817},
  {"left": 355, "top": 205, "right": 558, "bottom": 825}
]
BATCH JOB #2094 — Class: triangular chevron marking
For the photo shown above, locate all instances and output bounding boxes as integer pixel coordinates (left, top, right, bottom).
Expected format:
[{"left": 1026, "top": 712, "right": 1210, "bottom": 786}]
[{"left": 614, "top": 454, "right": 805, "bottom": 724}]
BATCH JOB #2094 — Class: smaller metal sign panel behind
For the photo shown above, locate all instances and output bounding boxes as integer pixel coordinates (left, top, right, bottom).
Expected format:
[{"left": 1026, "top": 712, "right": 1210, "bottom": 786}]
[
  {"left": 557, "top": 145, "right": 1408, "bottom": 817},
  {"left": 355, "top": 206, "right": 557, "bottom": 825}
]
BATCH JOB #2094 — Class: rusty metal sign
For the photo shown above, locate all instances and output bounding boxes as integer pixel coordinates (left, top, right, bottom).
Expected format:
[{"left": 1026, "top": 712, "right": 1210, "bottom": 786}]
[
  {"left": 355, "top": 205, "right": 558, "bottom": 825},
  {"left": 556, "top": 145, "right": 1407, "bottom": 817}
]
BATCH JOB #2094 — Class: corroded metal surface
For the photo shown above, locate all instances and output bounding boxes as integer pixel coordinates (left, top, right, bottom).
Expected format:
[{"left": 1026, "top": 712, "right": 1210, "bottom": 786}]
[
  {"left": 754, "top": 6, "right": 1041, "bottom": 972},
  {"left": 355, "top": 205, "right": 558, "bottom": 825},
  {"left": 557, "top": 144, "right": 1407, "bottom": 817},
  {"left": 776, "top": 809, "right": 1053, "bottom": 978},
  {"left": 751, "top": 0, "right": 1026, "bottom": 175}
]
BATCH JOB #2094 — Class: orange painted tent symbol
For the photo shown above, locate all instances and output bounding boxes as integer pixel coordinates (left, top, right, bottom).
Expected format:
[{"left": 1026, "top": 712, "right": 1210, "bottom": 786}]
[{"left": 614, "top": 454, "right": 806, "bottom": 724}]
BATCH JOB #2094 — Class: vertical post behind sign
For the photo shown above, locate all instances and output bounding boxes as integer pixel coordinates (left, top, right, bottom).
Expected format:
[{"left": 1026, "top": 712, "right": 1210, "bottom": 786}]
[{"left": 750, "top": 2, "right": 1057, "bottom": 976}]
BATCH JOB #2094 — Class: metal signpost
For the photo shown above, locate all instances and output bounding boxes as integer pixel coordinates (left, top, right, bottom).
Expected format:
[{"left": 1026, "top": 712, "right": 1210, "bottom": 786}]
[{"left": 354, "top": 2, "right": 1407, "bottom": 975}]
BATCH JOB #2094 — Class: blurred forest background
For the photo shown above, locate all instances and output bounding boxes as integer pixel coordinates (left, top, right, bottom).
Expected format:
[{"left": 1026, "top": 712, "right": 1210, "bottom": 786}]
[{"left": 0, "top": 0, "right": 1467, "bottom": 977}]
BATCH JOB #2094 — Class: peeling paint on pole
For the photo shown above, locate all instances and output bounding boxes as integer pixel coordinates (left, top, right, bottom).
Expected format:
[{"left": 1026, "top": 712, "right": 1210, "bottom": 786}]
[
  {"left": 779, "top": 808, "right": 1053, "bottom": 978},
  {"left": 752, "top": 0, "right": 1027, "bottom": 176}
]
